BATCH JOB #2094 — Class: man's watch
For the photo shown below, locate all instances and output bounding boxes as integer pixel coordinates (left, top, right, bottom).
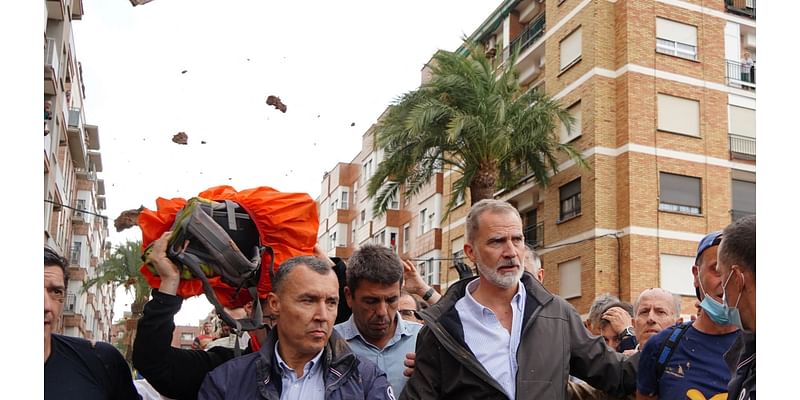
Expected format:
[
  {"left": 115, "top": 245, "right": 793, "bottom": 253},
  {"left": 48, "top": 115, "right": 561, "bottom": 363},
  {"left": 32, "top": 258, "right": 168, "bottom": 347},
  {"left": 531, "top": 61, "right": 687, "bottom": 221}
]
[
  {"left": 422, "top": 287, "right": 436, "bottom": 301},
  {"left": 618, "top": 326, "right": 634, "bottom": 340}
]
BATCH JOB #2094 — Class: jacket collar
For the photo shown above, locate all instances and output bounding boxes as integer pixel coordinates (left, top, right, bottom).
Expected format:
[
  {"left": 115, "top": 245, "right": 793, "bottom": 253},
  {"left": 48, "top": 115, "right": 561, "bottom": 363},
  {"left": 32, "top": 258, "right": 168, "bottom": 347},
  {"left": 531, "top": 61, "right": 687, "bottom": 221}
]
[{"left": 254, "top": 328, "right": 359, "bottom": 396}]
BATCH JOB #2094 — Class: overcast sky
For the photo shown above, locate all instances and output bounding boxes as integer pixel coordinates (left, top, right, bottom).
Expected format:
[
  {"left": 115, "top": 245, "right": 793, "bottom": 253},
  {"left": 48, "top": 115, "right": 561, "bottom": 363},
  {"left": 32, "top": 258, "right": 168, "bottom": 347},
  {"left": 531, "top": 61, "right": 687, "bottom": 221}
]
[{"left": 71, "top": 0, "right": 499, "bottom": 325}]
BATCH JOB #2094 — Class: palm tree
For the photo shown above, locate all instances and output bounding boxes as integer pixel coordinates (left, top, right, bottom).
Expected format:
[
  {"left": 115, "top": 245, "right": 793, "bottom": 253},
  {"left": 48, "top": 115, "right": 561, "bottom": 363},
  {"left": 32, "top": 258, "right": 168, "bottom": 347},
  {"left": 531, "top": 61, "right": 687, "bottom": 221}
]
[
  {"left": 84, "top": 239, "right": 151, "bottom": 363},
  {"left": 368, "top": 40, "right": 587, "bottom": 217}
]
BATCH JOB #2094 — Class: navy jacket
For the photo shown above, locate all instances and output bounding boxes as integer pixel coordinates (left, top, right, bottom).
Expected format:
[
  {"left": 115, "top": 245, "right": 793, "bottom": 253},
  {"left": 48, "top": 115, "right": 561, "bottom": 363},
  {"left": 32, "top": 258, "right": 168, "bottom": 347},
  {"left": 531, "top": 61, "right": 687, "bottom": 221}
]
[{"left": 198, "top": 329, "right": 394, "bottom": 400}]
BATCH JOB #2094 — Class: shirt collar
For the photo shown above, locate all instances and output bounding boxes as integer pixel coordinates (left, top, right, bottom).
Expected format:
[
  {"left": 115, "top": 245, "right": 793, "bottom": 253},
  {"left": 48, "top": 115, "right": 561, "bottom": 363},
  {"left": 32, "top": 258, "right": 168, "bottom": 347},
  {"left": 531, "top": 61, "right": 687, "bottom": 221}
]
[
  {"left": 463, "top": 278, "right": 526, "bottom": 316},
  {"left": 338, "top": 313, "right": 412, "bottom": 345},
  {"left": 274, "top": 341, "right": 325, "bottom": 377}
]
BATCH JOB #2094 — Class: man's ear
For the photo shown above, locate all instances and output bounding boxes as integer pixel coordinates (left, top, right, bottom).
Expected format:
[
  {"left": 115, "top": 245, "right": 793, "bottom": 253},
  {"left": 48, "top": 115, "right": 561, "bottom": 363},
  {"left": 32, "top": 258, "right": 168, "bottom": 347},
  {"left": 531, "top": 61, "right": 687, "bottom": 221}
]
[
  {"left": 267, "top": 292, "right": 280, "bottom": 317},
  {"left": 464, "top": 242, "right": 476, "bottom": 263},
  {"left": 344, "top": 286, "right": 353, "bottom": 309}
]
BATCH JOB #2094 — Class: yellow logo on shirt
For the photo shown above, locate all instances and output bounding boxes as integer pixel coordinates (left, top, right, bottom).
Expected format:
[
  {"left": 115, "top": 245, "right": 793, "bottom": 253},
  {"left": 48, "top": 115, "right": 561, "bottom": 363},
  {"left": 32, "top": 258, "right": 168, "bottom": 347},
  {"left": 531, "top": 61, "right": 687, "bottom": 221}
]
[{"left": 686, "top": 388, "right": 727, "bottom": 400}]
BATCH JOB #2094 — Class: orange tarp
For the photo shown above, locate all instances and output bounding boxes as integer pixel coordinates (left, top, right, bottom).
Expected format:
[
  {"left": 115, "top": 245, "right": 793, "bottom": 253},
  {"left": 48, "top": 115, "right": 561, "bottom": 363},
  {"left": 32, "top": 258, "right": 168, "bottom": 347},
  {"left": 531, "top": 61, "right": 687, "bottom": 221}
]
[{"left": 138, "top": 185, "right": 319, "bottom": 308}]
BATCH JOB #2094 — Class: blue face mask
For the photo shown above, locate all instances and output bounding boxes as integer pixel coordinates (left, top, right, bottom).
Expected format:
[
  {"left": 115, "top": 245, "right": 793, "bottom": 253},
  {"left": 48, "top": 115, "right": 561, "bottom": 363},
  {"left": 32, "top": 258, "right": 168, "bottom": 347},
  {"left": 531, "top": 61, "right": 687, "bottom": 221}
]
[
  {"left": 697, "top": 274, "right": 741, "bottom": 327},
  {"left": 721, "top": 269, "right": 744, "bottom": 330}
]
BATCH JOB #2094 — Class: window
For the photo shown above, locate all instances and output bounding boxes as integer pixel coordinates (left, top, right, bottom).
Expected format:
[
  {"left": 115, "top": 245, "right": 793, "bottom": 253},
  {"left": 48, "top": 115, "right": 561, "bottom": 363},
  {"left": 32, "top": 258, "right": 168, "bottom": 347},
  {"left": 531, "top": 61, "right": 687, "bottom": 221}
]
[
  {"left": 454, "top": 191, "right": 465, "bottom": 207},
  {"left": 559, "top": 26, "right": 582, "bottom": 71},
  {"left": 329, "top": 199, "right": 338, "bottom": 215},
  {"left": 660, "top": 254, "right": 696, "bottom": 296},
  {"left": 728, "top": 105, "right": 756, "bottom": 138},
  {"left": 731, "top": 179, "right": 755, "bottom": 221},
  {"left": 360, "top": 210, "right": 366, "bottom": 225},
  {"left": 403, "top": 225, "right": 410, "bottom": 251},
  {"left": 419, "top": 258, "right": 439, "bottom": 285},
  {"left": 340, "top": 190, "right": 349, "bottom": 210},
  {"left": 656, "top": 18, "right": 697, "bottom": 60},
  {"left": 388, "top": 197, "right": 399, "bottom": 210},
  {"left": 70, "top": 241, "right": 81, "bottom": 264},
  {"left": 559, "top": 178, "right": 581, "bottom": 221},
  {"left": 659, "top": 172, "right": 702, "bottom": 214},
  {"left": 658, "top": 94, "right": 700, "bottom": 136},
  {"left": 181, "top": 332, "right": 193, "bottom": 341},
  {"left": 362, "top": 159, "right": 374, "bottom": 184},
  {"left": 373, "top": 230, "right": 386, "bottom": 246},
  {"left": 329, "top": 232, "right": 337, "bottom": 250},
  {"left": 389, "top": 232, "right": 397, "bottom": 251},
  {"left": 559, "top": 101, "right": 582, "bottom": 143},
  {"left": 558, "top": 258, "right": 581, "bottom": 299},
  {"left": 420, "top": 209, "right": 429, "bottom": 234}
]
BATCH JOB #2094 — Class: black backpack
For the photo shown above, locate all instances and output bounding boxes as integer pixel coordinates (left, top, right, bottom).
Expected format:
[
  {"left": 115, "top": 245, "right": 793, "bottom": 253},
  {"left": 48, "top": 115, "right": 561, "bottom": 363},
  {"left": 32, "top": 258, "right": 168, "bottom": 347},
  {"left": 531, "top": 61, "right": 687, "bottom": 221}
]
[{"left": 145, "top": 197, "right": 274, "bottom": 353}]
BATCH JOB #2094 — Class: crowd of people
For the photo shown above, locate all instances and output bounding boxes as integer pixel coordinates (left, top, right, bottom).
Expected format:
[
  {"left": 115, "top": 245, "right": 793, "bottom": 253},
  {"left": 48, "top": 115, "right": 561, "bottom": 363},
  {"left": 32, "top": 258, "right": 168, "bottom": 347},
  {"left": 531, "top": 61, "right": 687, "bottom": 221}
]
[{"left": 43, "top": 199, "right": 756, "bottom": 399}]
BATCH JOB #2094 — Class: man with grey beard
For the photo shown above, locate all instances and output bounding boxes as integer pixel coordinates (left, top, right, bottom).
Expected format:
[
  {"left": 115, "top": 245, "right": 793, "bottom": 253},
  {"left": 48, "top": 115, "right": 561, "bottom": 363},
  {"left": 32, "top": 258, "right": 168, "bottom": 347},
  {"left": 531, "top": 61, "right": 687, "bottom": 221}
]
[{"left": 401, "top": 199, "right": 638, "bottom": 400}]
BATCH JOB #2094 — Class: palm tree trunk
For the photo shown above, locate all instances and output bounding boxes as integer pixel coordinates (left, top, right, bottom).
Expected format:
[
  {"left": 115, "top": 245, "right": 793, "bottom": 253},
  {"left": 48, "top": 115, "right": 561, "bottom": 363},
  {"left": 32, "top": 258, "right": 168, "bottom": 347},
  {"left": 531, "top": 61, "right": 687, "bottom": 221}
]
[
  {"left": 469, "top": 164, "right": 499, "bottom": 204},
  {"left": 124, "top": 298, "right": 148, "bottom": 365}
]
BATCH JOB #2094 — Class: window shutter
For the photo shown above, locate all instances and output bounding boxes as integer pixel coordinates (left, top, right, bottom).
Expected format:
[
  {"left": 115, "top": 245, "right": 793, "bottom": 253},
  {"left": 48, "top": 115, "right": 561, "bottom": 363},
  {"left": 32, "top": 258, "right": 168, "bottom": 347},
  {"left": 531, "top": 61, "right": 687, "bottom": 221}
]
[
  {"left": 656, "top": 18, "right": 697, "bottom": 46},
  {"left": 660, "top": 173, "right": 701, "bottom": 208},
  {"left": 658, "top": 94, "right": 700, "bottom": 136},
  {"left": 559, "top": 27, "right": 582, "bottom": 69}
]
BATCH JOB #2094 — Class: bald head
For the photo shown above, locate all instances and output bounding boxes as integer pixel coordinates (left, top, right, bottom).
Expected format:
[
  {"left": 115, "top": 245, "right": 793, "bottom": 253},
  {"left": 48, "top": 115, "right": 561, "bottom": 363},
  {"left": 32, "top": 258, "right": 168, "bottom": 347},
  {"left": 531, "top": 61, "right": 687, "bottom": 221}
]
[{"left": 633, "top": 288, "right": 681, "bottom": 348}]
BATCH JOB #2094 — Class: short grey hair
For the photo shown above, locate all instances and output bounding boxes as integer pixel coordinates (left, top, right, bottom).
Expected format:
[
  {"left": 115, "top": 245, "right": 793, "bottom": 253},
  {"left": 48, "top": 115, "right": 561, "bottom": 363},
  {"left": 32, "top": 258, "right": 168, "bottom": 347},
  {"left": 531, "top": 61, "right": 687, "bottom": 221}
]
[
  {"left": 633, "top": 288, "right": 681, "bottom": 316},
  {"left": 465, "top": 199, "right": 521, "bottom": 243},
  {"left": 588, "top": 293, "right": 621, "bottom": 327},
  {"left": 272, "top": 256, "right": 333, "bottom": 294},
  {"left": 524, "top": 244, "right": 541, "bottom": 274}
]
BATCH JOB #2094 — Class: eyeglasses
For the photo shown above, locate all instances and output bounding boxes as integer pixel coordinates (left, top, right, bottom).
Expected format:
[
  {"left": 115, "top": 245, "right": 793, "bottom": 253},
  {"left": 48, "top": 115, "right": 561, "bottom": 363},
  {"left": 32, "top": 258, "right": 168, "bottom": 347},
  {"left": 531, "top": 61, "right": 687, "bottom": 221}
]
[{"left": 399, "top": 309, "right": 421, "bottom": 319}]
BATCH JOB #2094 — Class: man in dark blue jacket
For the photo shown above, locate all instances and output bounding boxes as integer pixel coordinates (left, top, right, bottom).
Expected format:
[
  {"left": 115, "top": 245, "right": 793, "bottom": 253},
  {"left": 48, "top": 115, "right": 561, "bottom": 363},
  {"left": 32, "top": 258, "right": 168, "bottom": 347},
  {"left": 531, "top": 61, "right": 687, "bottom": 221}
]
[{"left": 198, "top": 256, "right": 393, "bottom": 400}]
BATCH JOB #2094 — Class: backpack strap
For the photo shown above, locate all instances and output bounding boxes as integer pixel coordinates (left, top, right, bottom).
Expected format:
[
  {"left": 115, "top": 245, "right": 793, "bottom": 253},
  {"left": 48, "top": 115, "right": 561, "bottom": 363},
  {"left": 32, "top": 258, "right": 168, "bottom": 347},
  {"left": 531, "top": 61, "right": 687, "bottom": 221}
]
[{"left": 655, "top": 321, "right": 693, "bottom": 379}]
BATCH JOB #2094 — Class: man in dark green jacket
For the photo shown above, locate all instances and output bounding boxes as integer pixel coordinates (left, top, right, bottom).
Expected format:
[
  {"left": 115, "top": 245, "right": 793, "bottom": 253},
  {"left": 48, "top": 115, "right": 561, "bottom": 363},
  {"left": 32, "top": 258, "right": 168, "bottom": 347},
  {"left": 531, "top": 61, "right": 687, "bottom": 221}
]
[{"left": 401, "top": 199, "right": 637, "bottom": 400}]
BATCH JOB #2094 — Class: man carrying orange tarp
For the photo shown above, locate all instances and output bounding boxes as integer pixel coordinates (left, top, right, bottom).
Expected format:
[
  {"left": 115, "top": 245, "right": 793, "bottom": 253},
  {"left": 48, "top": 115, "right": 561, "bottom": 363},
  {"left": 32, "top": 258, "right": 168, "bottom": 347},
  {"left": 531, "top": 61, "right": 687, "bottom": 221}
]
[{"left": 132, "top": 185, "right": 329, "bottom": 400}]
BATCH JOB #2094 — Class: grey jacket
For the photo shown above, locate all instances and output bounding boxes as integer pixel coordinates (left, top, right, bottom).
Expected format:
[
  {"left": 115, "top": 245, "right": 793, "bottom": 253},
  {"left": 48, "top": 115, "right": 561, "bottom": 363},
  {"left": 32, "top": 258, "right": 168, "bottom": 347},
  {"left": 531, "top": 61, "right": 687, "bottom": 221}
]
[
  {"left": 198, "top": 329, "right": 394, "bottom": 400},
  {"left": 401, "top": 273, "right": 638, "bottom": 400}
]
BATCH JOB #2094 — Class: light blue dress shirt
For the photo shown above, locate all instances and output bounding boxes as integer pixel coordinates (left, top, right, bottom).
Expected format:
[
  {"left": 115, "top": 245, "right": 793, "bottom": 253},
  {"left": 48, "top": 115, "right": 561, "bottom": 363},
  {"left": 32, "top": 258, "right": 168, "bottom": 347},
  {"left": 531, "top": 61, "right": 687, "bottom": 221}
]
[
  {"left": 334, "top": 313, "right": 422, "bottom": 394},
  {"left": 455, "top": 279, "right": 526, "bottom": 399},
  {"left": 274, "top": 342, "right": 326, "bottom": 400}
]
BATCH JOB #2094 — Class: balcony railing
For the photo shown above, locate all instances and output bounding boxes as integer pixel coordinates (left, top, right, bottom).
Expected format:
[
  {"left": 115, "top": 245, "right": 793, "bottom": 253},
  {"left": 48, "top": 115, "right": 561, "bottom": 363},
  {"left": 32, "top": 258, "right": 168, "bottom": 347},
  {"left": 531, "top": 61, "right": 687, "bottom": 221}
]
[
  {"left": 725, "top": 60, "right": 755, "bottom": 90},
  {"left": 508, "top": 13, "right": 546, "bottom": 58},
  {"left": 524, "top": 222, "right": 544, "bottom": 249},
  {"left": 729, "top": 134, "right": 756, "bottom": 159},
  {"left": 725, "top": 0, "right": 755, "bottom": 19}
]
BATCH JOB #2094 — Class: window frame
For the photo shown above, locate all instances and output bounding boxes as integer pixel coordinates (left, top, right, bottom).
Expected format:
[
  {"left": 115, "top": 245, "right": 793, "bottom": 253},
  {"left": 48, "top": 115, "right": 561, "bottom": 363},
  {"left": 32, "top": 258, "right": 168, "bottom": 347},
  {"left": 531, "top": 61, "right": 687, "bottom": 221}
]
[
  {"left": 558, "top": 178, "right": 582, "bottom": 222},
  {"left": 655, "top": 17, "right": 698, "bottom": 61},
  {"left": 658, "top": 172, "right": 702, "bottom": 215}
]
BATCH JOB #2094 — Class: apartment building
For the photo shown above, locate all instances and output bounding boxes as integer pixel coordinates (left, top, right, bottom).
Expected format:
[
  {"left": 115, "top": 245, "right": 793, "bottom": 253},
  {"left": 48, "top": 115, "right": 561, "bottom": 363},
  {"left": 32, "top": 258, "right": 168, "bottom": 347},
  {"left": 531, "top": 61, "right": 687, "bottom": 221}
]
[
  {"left": 317, "top": 121, "right": 447, "bottom": 291},
  {"left": 44, "top": 0, "right": 114, "bottom": 342},
  {"left": 438, "top": 0, "right": 756, "bottom": 317},
  {"left": 317, "top": 0, "right": 756, "bottom": 317}
]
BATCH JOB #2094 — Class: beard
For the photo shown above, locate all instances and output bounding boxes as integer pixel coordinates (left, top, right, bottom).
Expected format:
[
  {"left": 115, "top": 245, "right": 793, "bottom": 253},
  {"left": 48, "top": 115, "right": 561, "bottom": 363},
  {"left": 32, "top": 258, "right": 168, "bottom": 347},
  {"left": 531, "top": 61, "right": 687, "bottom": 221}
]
[{"left": 475, "top": 256, "right": 523, "bottom": 289}]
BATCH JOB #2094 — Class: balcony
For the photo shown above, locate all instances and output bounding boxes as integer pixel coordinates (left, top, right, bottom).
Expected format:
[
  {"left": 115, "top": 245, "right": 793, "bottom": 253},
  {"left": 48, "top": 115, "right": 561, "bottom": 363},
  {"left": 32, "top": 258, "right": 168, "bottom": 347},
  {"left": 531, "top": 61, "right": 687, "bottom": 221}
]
[
  {"left": 67, "top": 108, "right": 88, "bottom": 169},
  {"left": 725, "top": 60, "right": 755, "bottom": 91},
  {"left": 725, "top": 0, "right": 755, "bottom": 19},
  {"left": 729, "top": 134, "right": 756, "bottom": 160},
  {"left": 44, "top": 38, "right": 60, "bottom": 95},
  {"left": 524, "top": 222, "right": 544, "bottom": 249},
  {"left": 46, "top": 0, "right": 65, "bottom": 21},
  {"left": 508, "top": 13, "right": 545, "bottom": 58}
]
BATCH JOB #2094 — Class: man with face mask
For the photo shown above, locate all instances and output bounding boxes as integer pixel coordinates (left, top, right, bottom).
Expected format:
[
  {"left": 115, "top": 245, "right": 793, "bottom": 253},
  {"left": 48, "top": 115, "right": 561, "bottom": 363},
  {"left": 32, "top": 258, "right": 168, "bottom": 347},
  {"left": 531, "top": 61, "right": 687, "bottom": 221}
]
[
  {"left": 717, "top": 215, "right": 755, "bottom": 400},
  {"left": 636, "top": 231, "right": 741, "bottom": 400}
]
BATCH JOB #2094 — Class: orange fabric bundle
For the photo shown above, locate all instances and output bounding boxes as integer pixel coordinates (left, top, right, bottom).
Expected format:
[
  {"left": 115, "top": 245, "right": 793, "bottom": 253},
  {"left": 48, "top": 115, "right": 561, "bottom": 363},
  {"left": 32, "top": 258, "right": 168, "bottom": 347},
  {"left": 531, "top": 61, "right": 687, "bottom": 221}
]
[{"left": 138, "top": 185, "right": 319, "bottom": 308}]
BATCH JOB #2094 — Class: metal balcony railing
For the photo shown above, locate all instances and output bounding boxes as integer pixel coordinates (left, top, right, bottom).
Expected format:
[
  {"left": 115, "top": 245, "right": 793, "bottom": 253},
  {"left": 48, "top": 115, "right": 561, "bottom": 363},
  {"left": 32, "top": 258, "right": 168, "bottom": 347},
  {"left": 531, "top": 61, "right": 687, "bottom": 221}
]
[
  {"left": 729, "top": 134, "right": 756, "bottom": 158},
  {"left": 725, "top": 0, "right": 755, "bottom": 19},
  {"left": 45, "top": 38, "right": 60, "bottom": 78},
  {"left": 508, "top": 13, "right": 546, "bottom": 57},
  {"left": 725, "top": 60, "right": 756, "bottom": 89},
  {"left": 524, "top": 222, "right": 544, "bottom": 248}
]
